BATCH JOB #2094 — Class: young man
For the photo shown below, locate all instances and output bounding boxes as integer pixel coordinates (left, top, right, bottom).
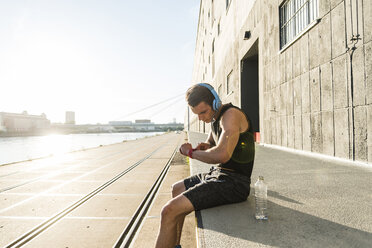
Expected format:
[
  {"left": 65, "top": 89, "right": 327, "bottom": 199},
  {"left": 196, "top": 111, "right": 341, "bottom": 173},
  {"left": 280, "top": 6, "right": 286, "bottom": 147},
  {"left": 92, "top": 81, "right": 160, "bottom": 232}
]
[{"left": 155, "top": 83, "right": 255, "bottom": 248}]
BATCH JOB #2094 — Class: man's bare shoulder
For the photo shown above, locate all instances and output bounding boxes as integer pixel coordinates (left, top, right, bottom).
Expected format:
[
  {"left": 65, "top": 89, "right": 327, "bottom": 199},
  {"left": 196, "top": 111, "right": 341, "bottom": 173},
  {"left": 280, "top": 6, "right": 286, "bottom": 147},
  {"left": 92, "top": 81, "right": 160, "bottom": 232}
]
[
  {"left": 220, "top": 107, "right": 248, "bottom": 131},
  {"left": 220, "top": 108, "right": 241, "bottom": 127},
  {"left": 220, "top": 107, "right": 244, "bottom": 120}
]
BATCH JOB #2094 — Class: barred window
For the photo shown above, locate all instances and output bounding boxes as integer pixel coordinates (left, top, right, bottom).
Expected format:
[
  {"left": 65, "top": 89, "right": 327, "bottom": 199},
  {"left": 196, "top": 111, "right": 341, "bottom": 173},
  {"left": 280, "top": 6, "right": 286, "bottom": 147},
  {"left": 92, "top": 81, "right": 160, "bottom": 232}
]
[
  {"left": 226, "top": 0, "right": 231, "bottom": 10},
  {"left": 280, "top": 0, "right": 318, "bottom": 49},
  {"left": 218, "top": 20, "right": 221, "bottom": 35}
]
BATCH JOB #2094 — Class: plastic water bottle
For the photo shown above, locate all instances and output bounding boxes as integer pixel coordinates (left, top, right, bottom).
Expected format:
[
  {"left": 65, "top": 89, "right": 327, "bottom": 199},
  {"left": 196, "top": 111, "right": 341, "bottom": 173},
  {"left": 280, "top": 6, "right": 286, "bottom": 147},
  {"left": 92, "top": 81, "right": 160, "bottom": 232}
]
[{"left": 255, "top": 176, "right": 268, "bottom": 220}]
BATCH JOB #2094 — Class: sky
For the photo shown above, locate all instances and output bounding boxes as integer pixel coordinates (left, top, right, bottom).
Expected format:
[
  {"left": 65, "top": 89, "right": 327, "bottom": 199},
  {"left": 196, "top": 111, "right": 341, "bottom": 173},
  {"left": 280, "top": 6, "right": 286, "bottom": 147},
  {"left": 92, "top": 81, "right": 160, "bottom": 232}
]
[{"left": 0, "top": 0, "right": 200, "bottom": 124}]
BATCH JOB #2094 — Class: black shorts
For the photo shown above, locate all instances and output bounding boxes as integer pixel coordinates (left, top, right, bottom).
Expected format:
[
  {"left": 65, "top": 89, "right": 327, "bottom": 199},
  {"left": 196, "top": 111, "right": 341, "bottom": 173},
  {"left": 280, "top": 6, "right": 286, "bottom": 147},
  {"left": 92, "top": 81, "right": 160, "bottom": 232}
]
[{"left": 182, "top": 167, "right": 251, "bottom": 211}]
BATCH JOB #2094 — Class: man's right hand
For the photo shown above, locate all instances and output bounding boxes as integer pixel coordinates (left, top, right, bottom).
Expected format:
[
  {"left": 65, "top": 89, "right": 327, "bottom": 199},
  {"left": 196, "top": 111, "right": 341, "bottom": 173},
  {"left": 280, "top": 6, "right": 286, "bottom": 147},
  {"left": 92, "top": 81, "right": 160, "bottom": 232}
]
[
  {"left": 195, "top": 142, "right": 211, "bottom": 151},
  {"left": 179, "top": 143, "right": 193, "bottom": 156}
]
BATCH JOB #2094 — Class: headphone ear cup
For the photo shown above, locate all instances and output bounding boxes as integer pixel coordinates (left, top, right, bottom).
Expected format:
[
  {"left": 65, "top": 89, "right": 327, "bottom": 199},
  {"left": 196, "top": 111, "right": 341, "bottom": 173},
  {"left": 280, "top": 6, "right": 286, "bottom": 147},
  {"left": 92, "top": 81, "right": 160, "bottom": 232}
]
[
  {"left": 214, "top": 99, "right": 220, "bottom": 110},
  {"left": 198, "top": 83, "right": 221, "bottom": 111}
]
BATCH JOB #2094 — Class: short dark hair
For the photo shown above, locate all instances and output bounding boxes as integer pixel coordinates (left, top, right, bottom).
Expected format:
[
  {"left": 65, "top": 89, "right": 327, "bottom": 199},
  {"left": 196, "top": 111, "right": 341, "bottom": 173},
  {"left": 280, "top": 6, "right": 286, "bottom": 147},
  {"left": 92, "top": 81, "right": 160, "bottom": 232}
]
[{"left": 186, "top": 83, "right": 215, "bottom": 107}]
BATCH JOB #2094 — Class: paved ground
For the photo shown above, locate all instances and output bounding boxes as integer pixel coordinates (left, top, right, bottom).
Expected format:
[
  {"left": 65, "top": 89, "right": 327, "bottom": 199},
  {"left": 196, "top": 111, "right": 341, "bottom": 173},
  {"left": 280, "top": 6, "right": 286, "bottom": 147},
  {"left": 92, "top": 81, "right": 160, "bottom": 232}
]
[
  {"left": 132, "top": 150, "right": 196, "bottom": 248},
  {"left": 188, "top": 131, "right": 372, "bottom": 248},
  {"left": 0, "top": 132, "right": 193, "bottom": 248}
]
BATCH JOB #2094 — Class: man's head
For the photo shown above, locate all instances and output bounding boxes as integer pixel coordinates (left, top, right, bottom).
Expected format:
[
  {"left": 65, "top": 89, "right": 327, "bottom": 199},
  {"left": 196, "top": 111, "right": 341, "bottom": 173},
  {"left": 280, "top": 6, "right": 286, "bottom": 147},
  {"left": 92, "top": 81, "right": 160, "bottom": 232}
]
[
  {"left": 186, "top": 83, "right": 220, "bottom": 123},
  {"left": 186, "top": 83, "right": 215, "bottom": 108}
]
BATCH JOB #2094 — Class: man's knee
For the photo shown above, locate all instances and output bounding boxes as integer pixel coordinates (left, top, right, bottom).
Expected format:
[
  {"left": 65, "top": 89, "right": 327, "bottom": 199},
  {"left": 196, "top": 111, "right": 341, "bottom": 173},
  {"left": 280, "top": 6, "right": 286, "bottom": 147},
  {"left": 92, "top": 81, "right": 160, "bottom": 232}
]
[
  {"left": 160, "top": 195, "right": 193, "bottom": 223},
  {"left": 171, "top": 181, "right": 186, "bottom": 198},
  {"left": 160, "top": 201, "right": 179, "bottom": 224}
]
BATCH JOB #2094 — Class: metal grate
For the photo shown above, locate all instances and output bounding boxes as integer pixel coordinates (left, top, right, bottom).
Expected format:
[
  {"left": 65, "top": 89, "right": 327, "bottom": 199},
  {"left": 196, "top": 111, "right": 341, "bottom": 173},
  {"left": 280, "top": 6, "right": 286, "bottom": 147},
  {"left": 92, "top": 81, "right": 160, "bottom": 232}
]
[{"left": 280, "top": 0, "right": 318, "bottom": 49}]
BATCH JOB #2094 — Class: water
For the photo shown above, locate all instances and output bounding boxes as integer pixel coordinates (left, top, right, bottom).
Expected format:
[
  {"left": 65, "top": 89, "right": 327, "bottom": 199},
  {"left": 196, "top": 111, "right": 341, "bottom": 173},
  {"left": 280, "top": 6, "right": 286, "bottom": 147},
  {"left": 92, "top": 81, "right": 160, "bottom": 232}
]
[
  {"left": 0, "top": 132, "right": 164, "bottom": 165},
  {"left": 255, "top": 176, "right": 268, "bottom": 220}
]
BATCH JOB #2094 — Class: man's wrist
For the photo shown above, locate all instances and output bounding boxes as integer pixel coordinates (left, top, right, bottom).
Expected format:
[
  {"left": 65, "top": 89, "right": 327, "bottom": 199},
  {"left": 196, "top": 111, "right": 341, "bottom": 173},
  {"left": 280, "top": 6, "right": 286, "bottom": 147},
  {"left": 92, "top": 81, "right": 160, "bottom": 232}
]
[{"left": 187, "top": 149, "right": 193, "bottom": 158}]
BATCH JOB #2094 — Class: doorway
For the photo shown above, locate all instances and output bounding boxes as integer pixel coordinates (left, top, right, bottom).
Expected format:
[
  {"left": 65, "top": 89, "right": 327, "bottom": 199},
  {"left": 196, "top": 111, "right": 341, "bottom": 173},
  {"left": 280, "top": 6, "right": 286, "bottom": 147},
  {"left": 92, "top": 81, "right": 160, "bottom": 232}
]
[{"left": 241, "top": 41, "right": 259, "bottom": 141}]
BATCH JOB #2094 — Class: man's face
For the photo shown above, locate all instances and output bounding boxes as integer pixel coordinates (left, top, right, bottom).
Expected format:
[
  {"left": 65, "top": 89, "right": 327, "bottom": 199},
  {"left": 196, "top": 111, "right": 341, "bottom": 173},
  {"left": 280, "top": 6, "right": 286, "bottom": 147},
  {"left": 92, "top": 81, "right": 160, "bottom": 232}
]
[{"left": 190, "top": 101, "right": 214, "bottom": 123}]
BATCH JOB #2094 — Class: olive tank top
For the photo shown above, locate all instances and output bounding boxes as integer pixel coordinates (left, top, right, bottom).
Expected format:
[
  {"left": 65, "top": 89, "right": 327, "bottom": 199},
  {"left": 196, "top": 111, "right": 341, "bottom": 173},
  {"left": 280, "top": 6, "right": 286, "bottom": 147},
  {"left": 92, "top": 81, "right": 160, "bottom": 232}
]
[{"left": 211, "top": 103, "right": 255, "bottom": 178}]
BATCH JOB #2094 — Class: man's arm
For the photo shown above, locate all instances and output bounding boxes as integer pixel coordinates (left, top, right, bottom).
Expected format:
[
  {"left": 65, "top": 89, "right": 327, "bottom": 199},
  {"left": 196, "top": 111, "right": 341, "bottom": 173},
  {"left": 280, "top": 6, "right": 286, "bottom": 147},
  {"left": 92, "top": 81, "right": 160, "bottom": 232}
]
[
  {"left": 191, "top": 109, "right": 241, "bottom": 164},
  {"left": 195, "top": 131, "right": 215, "bottom": 150},
  {"left": 206, "top": 131, "right": 216, "bottom": 147}
]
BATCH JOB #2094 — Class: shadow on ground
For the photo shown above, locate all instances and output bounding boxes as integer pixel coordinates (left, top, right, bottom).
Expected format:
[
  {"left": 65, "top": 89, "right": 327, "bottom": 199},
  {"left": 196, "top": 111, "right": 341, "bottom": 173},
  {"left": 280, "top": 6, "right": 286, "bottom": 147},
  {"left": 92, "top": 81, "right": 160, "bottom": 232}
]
[{"left": 199, "top": 190, "right": 372, "bottom": 248}]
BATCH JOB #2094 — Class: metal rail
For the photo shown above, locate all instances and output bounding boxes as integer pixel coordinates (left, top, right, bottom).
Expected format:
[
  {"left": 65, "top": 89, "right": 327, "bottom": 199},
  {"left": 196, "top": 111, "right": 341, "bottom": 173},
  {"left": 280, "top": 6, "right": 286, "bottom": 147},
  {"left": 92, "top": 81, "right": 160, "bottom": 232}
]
[
  {"left": 4, "top": 148, "right": 160, "bottom": 248},
  {"left": 113, "top": 148, "right": 178, "bottom": 248}
]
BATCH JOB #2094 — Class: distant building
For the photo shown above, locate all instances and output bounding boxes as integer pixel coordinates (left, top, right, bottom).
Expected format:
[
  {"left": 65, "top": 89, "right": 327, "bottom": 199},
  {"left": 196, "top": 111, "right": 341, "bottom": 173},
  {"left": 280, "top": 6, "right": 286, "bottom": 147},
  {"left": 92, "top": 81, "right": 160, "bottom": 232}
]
[
  {"left": 0, "top": 114, "right": 5, "bottom": 132},
  {"left": 109, "top": 121, "right": 133, "bottom": 126},
  {"left": 135, "top": 119, "right": 151, "bottom": 124},
  {"left": 108, "top": 119, "right": 156, "bottom": 131},
  {"left": 0, "top": 111, "right": 50, "bottom": 133},
  {"left": 65, "top": 111, "right": 75, "bottom": 125},
  {"left": 134, "top": 119, "right": 154, "bottom": 130},
  {"left": 108, "top": 119, "right": 183, "bottom": 132}
]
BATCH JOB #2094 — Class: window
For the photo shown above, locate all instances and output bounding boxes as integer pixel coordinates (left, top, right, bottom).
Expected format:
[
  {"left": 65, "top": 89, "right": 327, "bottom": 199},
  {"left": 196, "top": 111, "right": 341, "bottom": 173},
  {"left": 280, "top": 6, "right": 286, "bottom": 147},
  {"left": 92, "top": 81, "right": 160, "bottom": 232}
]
[
  {"left": 227, "top": 71, "right": 233, "bottom": 94},
  {"left": 218, "top": 85, "right": 222, "bottom": 96},
  {"left": 280, "top": 0, "right": 318, "bottom": 49},
  {"left": 226, "top": 0, "right": 231, "bottom": 10},
  {"left": 212, "top": 39, "right": 215, "bottom": 53},
  {"left": 217, "top": 20, "right": 221, "bottom": 35},
  {"left": 202, "top": 42, "right": 205, "bottom": 62}
]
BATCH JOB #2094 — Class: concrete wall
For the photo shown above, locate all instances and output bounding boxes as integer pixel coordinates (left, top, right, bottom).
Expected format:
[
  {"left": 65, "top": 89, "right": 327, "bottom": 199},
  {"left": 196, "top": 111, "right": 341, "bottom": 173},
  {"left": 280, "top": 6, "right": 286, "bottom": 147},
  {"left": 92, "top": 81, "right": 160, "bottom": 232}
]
[{"left": 189, "top": 0, "right": 371, "bottom": 164}]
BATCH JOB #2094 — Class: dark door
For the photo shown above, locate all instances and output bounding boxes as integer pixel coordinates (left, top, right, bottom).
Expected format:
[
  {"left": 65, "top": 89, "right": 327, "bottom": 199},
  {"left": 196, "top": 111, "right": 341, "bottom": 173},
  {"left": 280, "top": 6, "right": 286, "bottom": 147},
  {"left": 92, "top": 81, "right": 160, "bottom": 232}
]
[{"left": 241, "top": 48, "right": 259, "bottom": 134}]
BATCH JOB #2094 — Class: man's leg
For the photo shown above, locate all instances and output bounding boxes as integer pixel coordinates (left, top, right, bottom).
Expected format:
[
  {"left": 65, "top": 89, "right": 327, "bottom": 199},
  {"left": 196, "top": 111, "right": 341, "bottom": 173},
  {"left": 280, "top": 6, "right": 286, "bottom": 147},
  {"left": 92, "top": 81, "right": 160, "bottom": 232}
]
[
  {"left": 172, "top": 180, "right": 187, "bottom": 245},
  {"left": 155, "top": 194, "right": 194, "bottom": 248}
]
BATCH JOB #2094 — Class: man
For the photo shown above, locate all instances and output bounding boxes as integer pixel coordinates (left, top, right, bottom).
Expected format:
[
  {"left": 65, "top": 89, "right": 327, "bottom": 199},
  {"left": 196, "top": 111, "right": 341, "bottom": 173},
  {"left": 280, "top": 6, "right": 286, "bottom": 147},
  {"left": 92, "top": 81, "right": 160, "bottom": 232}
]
[{"left": 155, "top": 83, "right": 255, "bottom": 248}]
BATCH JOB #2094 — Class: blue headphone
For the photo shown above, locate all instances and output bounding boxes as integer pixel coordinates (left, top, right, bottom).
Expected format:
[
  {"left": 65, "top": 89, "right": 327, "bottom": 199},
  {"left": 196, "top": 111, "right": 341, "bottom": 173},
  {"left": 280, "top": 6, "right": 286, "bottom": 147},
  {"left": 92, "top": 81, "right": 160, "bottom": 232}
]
[{"left": 198, "top": 83, "right": 222, "bottom": 111}]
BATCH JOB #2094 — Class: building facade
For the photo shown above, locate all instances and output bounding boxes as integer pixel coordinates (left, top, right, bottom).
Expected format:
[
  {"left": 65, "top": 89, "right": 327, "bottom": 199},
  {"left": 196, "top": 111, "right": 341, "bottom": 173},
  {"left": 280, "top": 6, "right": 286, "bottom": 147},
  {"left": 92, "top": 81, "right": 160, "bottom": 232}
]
[
  {"left": 188, "top": 0, "right": 371, "bottom": 164},
  {"left": 0, "top": 111, "right": 51, "bottom": 133},
  {"left": 65, "top": 111, "right": 75, "bottom": 125}
]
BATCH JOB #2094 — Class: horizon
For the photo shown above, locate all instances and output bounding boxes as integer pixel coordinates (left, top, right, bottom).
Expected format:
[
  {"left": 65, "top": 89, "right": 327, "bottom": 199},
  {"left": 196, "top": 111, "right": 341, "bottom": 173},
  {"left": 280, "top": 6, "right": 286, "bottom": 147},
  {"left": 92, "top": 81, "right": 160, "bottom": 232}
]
[{"left": 0, "top": 110, "right": 184, "bottom": 125}]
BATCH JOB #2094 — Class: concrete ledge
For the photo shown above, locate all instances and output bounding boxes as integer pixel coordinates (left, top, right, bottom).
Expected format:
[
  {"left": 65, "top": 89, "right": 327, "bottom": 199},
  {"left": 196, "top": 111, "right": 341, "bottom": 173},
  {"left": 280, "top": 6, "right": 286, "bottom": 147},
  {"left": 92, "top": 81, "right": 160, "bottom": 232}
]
[{"left": 188, "top": 131, "right": 372, "bottom": 248}]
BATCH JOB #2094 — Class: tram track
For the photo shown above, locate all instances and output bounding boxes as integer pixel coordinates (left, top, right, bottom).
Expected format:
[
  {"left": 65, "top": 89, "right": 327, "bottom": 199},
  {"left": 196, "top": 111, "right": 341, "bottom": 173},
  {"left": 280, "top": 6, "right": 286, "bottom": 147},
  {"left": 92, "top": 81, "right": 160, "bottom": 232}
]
[
  {"left": 113, "top": 148, "right": 177, "bottom": 248},
  {"left": 4, "top": 148, "right": 160, "bottom": 248},
  {"left": 0, "top": 138, "right": 160, "bottom": 193},
  {"left": 3, "top": 134, "right": 181, "bottom": 248},
  {"left": 0, "top": 148, "right": 150, "bottom": 215}
]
